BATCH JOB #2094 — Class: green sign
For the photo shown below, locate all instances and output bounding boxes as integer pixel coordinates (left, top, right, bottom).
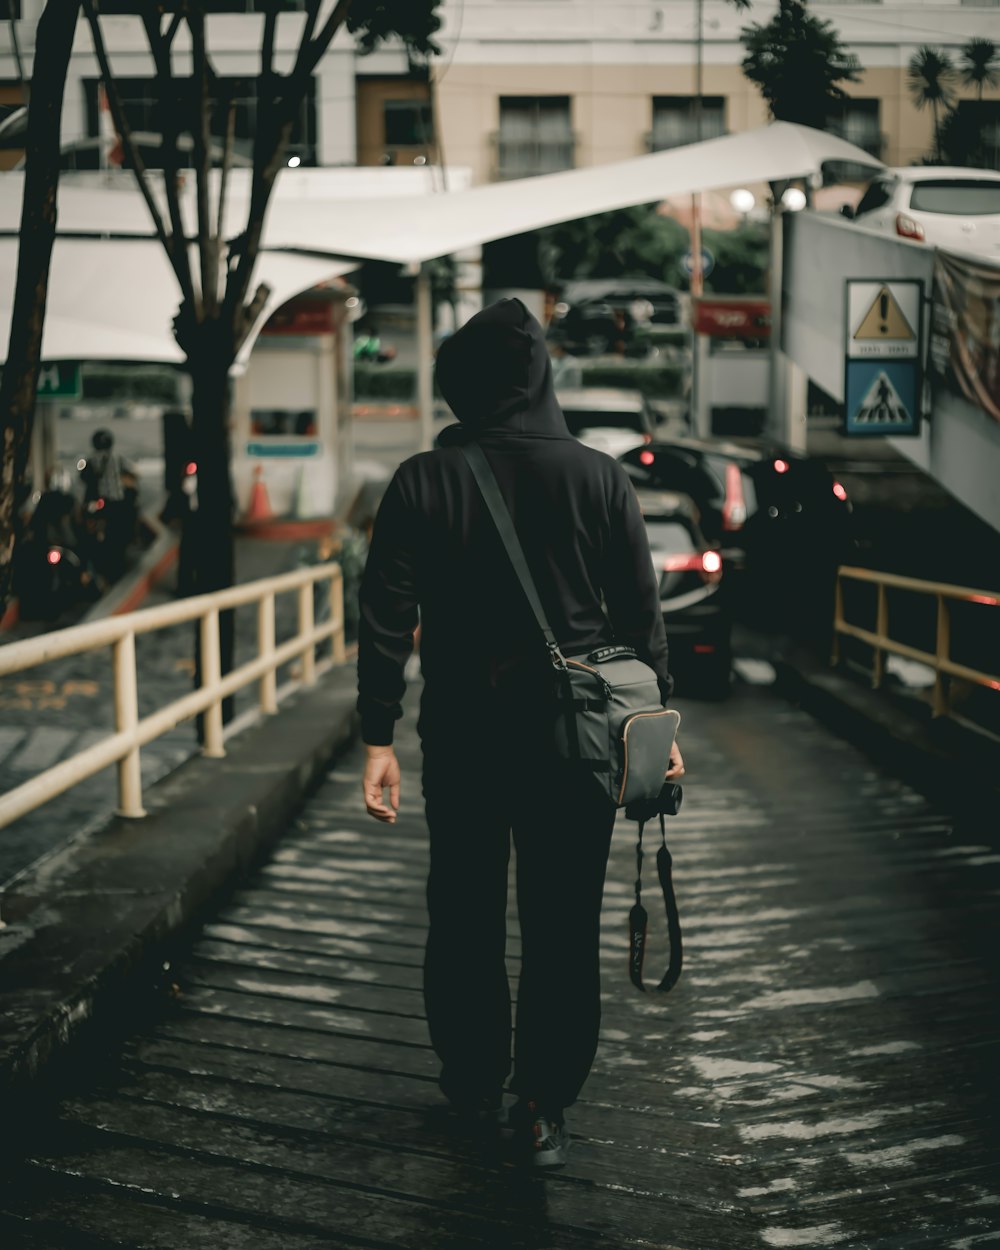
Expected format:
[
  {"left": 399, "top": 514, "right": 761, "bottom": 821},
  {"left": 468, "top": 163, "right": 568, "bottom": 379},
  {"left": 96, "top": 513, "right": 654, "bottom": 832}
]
[
  {"left": 36, "top": 362, "right": 82, "bottom": 400},
  {"left": 246, "top": 441, "right": 320, "bottom": 458}
]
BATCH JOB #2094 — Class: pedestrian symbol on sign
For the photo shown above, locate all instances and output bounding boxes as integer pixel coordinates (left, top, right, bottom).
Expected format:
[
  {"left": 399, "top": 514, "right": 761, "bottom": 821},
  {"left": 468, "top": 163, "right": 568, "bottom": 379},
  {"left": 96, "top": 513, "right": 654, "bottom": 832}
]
[{"left": 854, "top": 371, "right": 911, "bottom": 425}]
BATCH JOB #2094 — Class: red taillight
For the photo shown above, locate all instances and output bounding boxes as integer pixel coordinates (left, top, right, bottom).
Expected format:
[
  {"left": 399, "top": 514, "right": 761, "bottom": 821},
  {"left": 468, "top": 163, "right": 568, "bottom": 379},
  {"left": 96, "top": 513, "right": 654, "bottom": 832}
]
[
  {"left": 773, "top": 458, "right": 789, "bottom": 475},
  {"left": 895, "top": 213, "right": 925, "bottom": 242},
  {"left": 832, "top": 481, "right": 848, "bottom": 502},
  {"left": 47, "top": 548, "right": 61, "bottom": 565},
  {"left": 95, "top": 497, "right": 105, "bottom": 510},
  {"left": 185, "top": 461, "right": 198, "bottom": 476},
  {"left": 640, "top": 449, "right": 655, "bottom": 466},
  {"left": 722, "top": 462, "right": 747, "bottom": 531},
  {"left": 662, "top": 550, "right": 723, "bottom": 584}
]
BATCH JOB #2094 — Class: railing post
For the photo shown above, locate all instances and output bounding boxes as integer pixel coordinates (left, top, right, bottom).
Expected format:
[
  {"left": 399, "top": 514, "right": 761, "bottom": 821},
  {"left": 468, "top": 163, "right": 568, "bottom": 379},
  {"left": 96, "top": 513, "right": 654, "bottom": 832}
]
[
  {"left": 872, "top": 581, "right": 888, "bottom": 689},
  {"left": 331, "top": 569, "right": 347, "bottom": 665},
  {"left": 298, "top": 581, "right": 316, "bottom": 686},
  {"left": 258, "top": 592, "right": 278, "bottom": 714},
  {"left": 113, "top": 631, "right": 146, "bottom": 818},
  {"left": 200, "top": 608, "right": 225, "bottom": 758},
  {"left": 933, "top": 593, "right": 950, "bottom": 718},
  {"left": 831, "top": 571, "right": 844, "bottom": 667}
]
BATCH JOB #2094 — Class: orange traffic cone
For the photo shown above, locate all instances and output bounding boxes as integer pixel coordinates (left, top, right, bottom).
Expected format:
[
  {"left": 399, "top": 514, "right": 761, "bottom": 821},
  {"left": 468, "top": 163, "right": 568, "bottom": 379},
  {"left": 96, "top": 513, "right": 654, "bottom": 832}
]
[{"left": 244, "top": 465, "right": 273, "bottom": 524}]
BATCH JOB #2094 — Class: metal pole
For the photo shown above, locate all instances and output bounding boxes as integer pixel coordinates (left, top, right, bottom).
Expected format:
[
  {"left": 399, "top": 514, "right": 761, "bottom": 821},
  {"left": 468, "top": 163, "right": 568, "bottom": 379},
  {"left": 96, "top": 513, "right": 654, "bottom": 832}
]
[
  {"left": 258, "top": 592, "right": 278, "bottom": 714},
  {"left": 298, "top": 582, "right": 317, "bottom": 686},
  {"left": 331, "top": 571, "right": 347, "bottom": 665},
  {"left": 113, "top": 631, "right": 145, "bottom": 818},
  {"left": 767, "top": 204, "right": 784, "bottom": 443},
  {"left": 200, "top": 608, "right": 225, "bottom": 758},
  {"left": 690, "top": 0, "right": 704, "bottom": 300},
  {"left": 416, "top": 265, "right": 434, "bottom": 454}
]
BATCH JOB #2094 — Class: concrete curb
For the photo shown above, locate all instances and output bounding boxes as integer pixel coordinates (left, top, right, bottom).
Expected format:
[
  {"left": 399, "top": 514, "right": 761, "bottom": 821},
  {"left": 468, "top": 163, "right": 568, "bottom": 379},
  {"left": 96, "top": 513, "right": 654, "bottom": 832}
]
[
  {"left": 773, "top": 653, "right": 1000, "bottom": 817},
  {"left": 0, "top": 662, "right": 359, "bottom": 1101}
]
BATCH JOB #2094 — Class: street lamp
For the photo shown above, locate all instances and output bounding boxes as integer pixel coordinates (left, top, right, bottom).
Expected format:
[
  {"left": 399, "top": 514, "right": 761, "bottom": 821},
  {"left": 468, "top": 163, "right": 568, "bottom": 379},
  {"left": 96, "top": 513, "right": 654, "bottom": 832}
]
[
  {"left": 781, "top": 187, "right": 807, "bottom": 212},
  {"left": 730, "top": 188, "right": 755, "bottom": 216}
]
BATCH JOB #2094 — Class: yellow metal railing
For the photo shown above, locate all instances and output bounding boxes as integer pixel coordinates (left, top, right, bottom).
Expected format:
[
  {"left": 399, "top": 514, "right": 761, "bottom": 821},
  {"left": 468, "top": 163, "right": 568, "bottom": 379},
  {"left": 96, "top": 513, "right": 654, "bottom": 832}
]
[
  {"left": 0, "top": 563, "right": 346, "bottom": 830},
  {"left": 832, "top": 565, "right": 1000, "bottom": 720}
]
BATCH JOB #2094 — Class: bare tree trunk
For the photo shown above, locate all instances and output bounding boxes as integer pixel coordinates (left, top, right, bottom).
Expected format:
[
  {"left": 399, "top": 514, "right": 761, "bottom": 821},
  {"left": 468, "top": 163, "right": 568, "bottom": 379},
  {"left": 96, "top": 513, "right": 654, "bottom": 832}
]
[
  {"left": 0, "top": 1, "right": 80, "bottom": 617},
  {"left": 184, "top": 318, "right": 237, "bottom": 732}
]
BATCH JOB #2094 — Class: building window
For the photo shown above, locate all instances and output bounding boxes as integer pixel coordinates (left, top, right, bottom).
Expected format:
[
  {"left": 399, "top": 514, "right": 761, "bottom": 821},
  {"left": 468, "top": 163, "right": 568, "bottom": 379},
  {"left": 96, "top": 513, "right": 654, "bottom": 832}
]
[
  {"left": 83, "top": 75, "right": 316, "bottom": 169},
  {"left": 383, "top": 99, "right": 433, "bottom": 149},
  {"left": 495, "top": 96, "right": 574, "bottom": 180},
  {"left": 826, "top": 98, "right": 883, "bottom": 159},
  {"left": 649, "top": 97, "right": 726, "bottom": 151},
  {"left": 826, "top": 98, "right": 883, "bottom": 180}
]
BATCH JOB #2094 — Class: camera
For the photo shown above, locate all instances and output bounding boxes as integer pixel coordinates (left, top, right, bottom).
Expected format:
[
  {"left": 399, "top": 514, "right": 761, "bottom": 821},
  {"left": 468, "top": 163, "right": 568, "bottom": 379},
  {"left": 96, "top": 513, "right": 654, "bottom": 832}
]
[{"left": 624, "top": 782, "right": 683, "bottom": 823}]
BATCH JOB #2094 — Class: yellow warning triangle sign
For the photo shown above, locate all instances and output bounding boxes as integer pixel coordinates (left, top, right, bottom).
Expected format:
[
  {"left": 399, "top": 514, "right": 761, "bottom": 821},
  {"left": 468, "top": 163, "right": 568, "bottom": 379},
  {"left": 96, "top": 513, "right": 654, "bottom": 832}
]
[{"left": 854, "top": 286, "right": 915, "bottom": 342}]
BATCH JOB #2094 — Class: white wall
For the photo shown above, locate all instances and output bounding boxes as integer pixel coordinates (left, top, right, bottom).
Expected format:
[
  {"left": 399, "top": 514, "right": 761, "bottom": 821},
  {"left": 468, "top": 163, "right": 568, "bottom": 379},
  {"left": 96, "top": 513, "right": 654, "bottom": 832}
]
[{"left": 782, "top": 211, "right": 1000, "bottom": 533}]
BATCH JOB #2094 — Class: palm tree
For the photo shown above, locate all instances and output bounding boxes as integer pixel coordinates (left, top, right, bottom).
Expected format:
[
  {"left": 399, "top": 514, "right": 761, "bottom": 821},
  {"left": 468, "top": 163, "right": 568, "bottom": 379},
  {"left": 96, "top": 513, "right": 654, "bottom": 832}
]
[
  {"left": 741, "top": 0, "right": 861, "bottom": 133},
  {"left": 908, "top": 47, "right": 957, "bottom": 162},
  {"left": 960, "top": 38, "right": 999, "bottom": 103}
]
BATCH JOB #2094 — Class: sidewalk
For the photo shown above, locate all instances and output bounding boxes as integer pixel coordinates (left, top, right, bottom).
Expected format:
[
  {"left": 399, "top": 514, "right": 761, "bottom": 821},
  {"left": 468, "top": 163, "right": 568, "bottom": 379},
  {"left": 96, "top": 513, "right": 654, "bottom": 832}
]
[{"left": 2, "top": 677, "right": 997, "bottom": 1248}]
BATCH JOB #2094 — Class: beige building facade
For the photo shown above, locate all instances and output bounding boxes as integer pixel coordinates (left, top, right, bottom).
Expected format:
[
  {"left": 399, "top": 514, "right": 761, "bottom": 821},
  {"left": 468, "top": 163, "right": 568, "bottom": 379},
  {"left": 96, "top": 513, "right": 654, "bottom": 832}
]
[{"left": 414, "top": 0, "right": 1000, "bottom": 185}]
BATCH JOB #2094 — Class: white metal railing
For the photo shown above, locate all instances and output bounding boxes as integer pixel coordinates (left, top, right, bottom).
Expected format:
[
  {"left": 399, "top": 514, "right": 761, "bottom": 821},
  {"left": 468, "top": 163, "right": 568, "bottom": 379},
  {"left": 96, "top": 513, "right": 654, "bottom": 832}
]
[{"left": 0, "top": 563, "right": 346, "bottom": 830}]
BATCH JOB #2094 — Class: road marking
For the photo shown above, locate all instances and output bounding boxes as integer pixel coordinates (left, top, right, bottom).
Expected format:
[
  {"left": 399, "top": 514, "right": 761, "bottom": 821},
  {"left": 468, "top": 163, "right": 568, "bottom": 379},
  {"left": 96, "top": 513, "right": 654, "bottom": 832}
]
[{"left": 8, "top": 727, "right": 78, "bottom": 772}]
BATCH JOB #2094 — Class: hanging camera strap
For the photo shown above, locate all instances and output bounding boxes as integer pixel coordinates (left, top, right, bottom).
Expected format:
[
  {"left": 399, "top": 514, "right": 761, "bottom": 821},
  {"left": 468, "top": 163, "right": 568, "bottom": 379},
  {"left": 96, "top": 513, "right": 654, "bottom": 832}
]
[{"left": 629, "top": 810, "right": 683, "bottom": 993}]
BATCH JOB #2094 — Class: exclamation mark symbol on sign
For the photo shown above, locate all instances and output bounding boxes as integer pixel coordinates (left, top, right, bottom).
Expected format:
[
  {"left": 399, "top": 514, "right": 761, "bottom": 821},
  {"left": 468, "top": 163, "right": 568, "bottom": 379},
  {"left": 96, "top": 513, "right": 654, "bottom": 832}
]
[{"left": 879, "top": 291, "right": 889, "bottom": 335}]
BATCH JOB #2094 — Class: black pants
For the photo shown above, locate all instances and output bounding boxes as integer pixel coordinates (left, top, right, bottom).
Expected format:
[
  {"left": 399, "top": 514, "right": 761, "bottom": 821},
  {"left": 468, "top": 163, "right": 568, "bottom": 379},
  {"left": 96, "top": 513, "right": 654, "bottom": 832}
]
[{"left": 419, "top": 706, "right": 616, "bottom": 1112}]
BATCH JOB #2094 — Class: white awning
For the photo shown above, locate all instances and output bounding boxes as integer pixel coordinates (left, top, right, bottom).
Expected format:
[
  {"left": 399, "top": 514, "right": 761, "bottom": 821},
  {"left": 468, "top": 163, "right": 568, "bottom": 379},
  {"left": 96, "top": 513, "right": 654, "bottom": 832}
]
[
  {"left": 0, "top": 239, "right": 355, "bottom": 366},
  {"left": 260, "top": 122, "right": 883, "bottom": 263},
  {"left": 0, "top": 122, "right": 881, "bottom": 265}
]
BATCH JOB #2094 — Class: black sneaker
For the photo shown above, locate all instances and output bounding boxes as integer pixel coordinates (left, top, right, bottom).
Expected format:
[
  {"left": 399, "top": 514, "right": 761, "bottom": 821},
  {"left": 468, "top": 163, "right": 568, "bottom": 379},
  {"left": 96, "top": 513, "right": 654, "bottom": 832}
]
[{"left": 512, "top": 1100, "right": 570, "bottom": 1168}]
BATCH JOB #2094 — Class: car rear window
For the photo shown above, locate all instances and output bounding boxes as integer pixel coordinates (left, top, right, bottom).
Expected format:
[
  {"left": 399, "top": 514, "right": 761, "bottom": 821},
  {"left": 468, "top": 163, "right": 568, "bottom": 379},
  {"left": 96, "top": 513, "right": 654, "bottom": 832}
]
[
  {"left": 908, "top": 180, "right": 1000, "bottom": 216},
  {"left": 643, "top": 520, "right": 696, "bottom": 554},
  {"left": 562, "top": 409, "right": 645, "bottom": 436}
]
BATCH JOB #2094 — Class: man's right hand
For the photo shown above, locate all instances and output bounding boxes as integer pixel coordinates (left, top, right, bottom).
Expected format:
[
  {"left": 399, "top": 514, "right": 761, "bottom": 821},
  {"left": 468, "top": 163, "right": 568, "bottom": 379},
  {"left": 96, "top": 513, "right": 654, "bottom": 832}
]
[
  {"left": 665, "top": 740, "right": 685, "bottom": 780},
  {"left": 362, "top": 745, "right": 401, "bottom": 823}
]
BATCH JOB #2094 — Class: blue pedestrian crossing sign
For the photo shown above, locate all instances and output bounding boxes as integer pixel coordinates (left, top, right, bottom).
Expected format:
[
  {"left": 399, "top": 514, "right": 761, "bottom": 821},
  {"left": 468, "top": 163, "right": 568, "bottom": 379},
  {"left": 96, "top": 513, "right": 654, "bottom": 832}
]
[
  {"left": 844, "top": 359, "right": 919, "bottom": 436},
  {"left": 844, "top": 278, "right": 923, "bottom": 437}
]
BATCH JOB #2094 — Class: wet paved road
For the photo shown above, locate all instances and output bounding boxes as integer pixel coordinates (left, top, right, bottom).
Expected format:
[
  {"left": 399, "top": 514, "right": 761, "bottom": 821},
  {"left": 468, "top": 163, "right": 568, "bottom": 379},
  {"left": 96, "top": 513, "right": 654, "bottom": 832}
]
[{"left": 1, "top": 677, "right": 998, "bottom": 1249}]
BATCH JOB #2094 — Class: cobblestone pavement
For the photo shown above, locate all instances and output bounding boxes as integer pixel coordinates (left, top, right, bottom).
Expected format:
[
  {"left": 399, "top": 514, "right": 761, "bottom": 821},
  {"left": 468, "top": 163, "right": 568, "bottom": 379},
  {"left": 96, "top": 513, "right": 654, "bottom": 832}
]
[
  {"left": 0, "top": 536, "right": 336, "bottom": 886},
  {"left": 2, "top": 678, "right": 997, "bottom": 1249}
]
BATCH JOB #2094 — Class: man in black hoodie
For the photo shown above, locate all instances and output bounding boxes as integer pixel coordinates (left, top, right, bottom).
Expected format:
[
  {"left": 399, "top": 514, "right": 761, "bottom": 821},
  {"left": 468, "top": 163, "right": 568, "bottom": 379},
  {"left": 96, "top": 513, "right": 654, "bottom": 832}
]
[{"left": 357, "top": 298, "right": 680, "bottom": 1166}]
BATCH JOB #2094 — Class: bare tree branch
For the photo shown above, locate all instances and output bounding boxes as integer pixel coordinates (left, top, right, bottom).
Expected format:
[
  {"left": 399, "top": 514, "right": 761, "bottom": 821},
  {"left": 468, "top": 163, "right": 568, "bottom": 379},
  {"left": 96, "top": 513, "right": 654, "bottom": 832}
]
[
  {"left": 289, "top": 0, "right": 353, "bottom": 93},
  {"left": 261, "top": 4, "right": 278, "bottom": 82},
  {"left": 81, "top": 0, "right": 195, "bottom": 305},
  {"left": 188, "top": 6, "right": 217, "bottom": 317},
  {"left": 140, "top": 8, "right": 196, "bottom": 311},
  {"left": 216, "top": 100, "right": 236, "bottom": 248}
]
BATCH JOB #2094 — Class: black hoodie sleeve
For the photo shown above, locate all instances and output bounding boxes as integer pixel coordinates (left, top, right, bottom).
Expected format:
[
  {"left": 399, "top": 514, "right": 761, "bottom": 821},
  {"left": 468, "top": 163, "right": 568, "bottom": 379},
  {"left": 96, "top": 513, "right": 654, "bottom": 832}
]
[
  {"left": 602, "top": 465, "right": 674, "bottom": 704},
  {"left": 356, "top": 468, "right": 420, "bottom": 746}
]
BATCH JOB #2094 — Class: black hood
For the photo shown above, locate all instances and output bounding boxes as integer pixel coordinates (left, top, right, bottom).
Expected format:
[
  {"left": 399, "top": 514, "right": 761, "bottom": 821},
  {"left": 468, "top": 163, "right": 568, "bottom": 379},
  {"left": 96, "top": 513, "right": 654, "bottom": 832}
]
[{"left": 435, "top": 298, "right": 570, "bottom": 447}]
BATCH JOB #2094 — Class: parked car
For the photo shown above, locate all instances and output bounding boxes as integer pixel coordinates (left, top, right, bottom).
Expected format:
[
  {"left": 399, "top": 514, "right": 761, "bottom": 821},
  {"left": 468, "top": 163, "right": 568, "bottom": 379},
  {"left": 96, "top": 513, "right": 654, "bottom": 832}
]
[
  {"left": 621, "top": 435, "right": 855, "bottom": 638},
  {"left": 840, "top": 168, "right": 1000, "bottom": 257},
  {"left": 636, "top": 490, "right": 731, "bottom": 699},
  {"left": 550, "top": 278, "right": 685, "bottom": 356},
  {"left": 619, "top": 436, "right": 757, "bottom": 549},
  {"left": 557, "top": 387, "right": 657, "bottom": 458}
]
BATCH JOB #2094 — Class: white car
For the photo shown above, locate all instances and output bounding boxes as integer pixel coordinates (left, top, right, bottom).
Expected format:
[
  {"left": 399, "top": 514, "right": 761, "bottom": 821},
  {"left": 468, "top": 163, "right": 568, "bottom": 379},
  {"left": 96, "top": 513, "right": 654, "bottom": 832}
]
[
  {"left": 841, "top": 167, "right": 1000, "bottom": 257},
  {"left": 556, "top": 387, "right": 657, "bottom": 459}
]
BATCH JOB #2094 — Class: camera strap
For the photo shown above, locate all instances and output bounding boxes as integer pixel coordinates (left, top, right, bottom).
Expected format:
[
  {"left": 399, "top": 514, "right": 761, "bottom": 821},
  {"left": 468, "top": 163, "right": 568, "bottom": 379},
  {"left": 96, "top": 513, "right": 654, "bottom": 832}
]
[{"left": 628, "top": 811, "right": 683, "bottom": 993}]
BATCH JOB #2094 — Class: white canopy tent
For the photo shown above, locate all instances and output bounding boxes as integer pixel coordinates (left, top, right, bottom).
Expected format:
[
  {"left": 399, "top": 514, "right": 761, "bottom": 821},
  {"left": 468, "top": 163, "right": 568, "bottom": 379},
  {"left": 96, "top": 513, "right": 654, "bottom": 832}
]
[
  {"left": 0, "top": 238, "right": 355, "bottom": 367},
  {"left": 0, "top": 121, "right": 883, "bottom": 451}
]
